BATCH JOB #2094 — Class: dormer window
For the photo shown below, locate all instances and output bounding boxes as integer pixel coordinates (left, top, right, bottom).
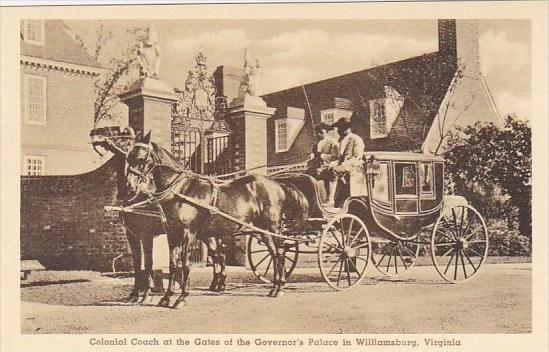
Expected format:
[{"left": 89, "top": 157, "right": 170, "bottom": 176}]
[
  {"left": 369, "top": 86, "right": 404, "bottom": 139},
  {"left": 274, "top": 107, "right": 305, "bottom": 153},
  {"left": 22, "top": 20, "right": 45, "bottom": 46}
]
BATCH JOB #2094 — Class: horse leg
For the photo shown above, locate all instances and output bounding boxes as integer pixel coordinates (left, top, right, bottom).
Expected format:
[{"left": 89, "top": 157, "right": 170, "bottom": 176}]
[
  {"left": 158, "top": 235, "right": 179, "bottom": 308},
  {"left": 139, "top": 235, "right": 153, "bottom": 304},
  {"left": 262, "top": 235, "right": 278, "bottom": 297},
  {"left": 172, "top": 230, "right": 191, "bottom": 309},
  {"left": 216, "top": 238, "right": 227, "bottom": 292},
  {"left": 273, "top": 243, "right": 287, "bottom": 298},
  {"left": 126, "top": 234, "right": 142, "bottom": 303},
  {"left": 206, "top": 237, "right": 219, "bottom": 291}
]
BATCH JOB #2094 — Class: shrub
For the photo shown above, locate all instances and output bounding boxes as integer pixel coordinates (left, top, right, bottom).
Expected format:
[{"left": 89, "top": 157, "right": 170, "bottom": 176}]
[{"left": 487, "top": 220, "right": 531, "bottom": 257}]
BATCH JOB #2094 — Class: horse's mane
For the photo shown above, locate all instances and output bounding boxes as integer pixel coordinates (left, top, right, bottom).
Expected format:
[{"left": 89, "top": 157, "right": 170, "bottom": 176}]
[{"left": 150, "top": 142, "right": 186, "bottom": 171}]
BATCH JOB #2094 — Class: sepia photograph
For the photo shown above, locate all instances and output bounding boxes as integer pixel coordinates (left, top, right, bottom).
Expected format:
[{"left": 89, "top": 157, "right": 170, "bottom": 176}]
[{"left": 1, "top": 1, "right": 548, "bottom": 351}]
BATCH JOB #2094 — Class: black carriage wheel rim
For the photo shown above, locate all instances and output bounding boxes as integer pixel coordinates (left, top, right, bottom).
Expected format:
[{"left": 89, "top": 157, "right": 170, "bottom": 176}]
[
  {"left": 431, "top": 205, "right": 488, "bottom": 283},
  {"left": 319, "top": 215, "right": 370, "bottom": 291}
]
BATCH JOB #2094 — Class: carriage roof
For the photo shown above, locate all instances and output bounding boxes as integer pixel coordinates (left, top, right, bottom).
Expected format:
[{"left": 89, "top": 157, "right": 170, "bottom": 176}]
[{"left": 364, "top": 152, "right": 444, "bottom": 163}]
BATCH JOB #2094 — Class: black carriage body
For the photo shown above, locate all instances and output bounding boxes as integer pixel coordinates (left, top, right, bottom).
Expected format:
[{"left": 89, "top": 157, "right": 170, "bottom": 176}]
[{"left": 356, "top": 152, "right": 444, "bottom": 240}]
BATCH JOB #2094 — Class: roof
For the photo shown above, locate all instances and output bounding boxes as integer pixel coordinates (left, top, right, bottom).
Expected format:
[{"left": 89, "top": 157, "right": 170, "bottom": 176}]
[
  {"left": 21, "top": 20, "right": 102, "bottom": 69},
  {"left": 262, "top": 51, "right": 457, "bottom": 152}
]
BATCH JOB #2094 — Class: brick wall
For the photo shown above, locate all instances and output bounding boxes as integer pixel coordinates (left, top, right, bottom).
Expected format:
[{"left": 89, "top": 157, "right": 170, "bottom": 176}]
[{"left": 20, "top": 154, "right": 132, "bottom": 271}]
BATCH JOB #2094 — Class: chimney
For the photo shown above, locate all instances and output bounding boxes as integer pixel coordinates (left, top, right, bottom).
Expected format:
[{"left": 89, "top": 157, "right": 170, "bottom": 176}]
[
  {"left": 438, "top": 19, "right": 457, "bottom": 58},
  {"left": 438, "top": 19, "right": 481, "bottom": 76}
]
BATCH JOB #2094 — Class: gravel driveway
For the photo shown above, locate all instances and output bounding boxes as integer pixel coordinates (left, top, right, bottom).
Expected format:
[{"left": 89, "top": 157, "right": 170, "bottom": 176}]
[{"left": 21, "top": 263, "right": 531, "bottom": 334}]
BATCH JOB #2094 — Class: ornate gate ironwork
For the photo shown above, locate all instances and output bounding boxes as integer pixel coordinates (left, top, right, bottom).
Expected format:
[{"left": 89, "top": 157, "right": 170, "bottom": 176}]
[{"left": 170, "top": 52, "right": 233, "bottom": 262}]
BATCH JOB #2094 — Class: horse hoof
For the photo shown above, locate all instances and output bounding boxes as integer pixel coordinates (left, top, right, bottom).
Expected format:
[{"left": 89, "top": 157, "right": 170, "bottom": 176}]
[
  {"left": 171, "top": 299, "right": 186, "bottom": 309},
  {"left": 157, "top": 298, "right": 170, "bottom": 308},
  {"left": 139, "top": 295, "right": 152, "bottom": 304},
  {"left": 267, "top": 288, "right": 276, "bottom": 297},
  {"left": 126, "top": 295, "right": 139, "bottom": 304},
  {"left": 274, "top": 289, "right": 285, "bottom": 298},
  {"left": 217, "top": 285, "right": 226, "bottom": 292}
]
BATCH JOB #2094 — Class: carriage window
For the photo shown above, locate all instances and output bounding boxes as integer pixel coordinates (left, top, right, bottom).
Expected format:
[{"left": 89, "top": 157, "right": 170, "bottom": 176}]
[
  {"left": 371, "top": 162, "right": 390, "bottom": 203},
  {"left": 395, "top": 163, "right": 417, "bottom": 195},
  {"left": 420, "top": 163, "right": 433, "bottom": 194}
]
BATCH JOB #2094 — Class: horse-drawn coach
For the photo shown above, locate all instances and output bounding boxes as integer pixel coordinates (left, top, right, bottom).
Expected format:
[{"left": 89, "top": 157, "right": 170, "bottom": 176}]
[{"left": 92, "top": 128, "right": 489, "bottom": 307}]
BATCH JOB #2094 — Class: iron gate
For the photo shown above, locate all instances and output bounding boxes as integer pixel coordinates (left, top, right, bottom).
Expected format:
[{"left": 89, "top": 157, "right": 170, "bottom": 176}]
[{"left": 205, "top": 134, "right": 232, "bottom": 176}]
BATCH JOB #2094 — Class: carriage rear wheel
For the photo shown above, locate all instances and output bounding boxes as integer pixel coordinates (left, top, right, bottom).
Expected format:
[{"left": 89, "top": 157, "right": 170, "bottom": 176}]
[
  {"left": 431, "top": 205, "right": 488, "bottom": 283},
  {"left": 247, "top": 234, "right": 299, "bottom": 284},
  {"left": 318, "top": 213, "right": 371, "bottom": 291},
  {"left": 371, "top": 239, "right": 421, "bottom": 277}
]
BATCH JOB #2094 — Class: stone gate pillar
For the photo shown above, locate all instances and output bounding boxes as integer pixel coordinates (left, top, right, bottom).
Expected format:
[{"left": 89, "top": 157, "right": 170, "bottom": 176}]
[
  {"left": 119, "top": 78, "right": 178, "bottom": 150},
  {"left": 228, "top": 94, "right": 275, "bottom": 267},
  {"left": 228, "top": 95, "right": 275, "bottom": 175}
]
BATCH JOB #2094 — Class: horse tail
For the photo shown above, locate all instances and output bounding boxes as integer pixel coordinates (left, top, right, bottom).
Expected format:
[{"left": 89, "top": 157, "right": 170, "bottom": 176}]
[{"left": 279, "top": 181, "right": 309, "bottom": 226}]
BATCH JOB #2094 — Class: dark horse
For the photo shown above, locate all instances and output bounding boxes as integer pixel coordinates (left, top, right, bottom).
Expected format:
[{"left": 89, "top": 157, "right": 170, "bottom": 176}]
[
  {"left": 125, "top": 131, "right": 309, "bottom": 308},
  {"left": 91, "top": 128, "right": 228, "bottom": 305}
]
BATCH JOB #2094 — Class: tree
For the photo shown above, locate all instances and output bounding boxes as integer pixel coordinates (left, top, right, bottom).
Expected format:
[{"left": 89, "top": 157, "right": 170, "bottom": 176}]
[
  {"left": 443, "top": 116, "right": 532, "bottom": 237},
  {"left": 75, "top": 23, "right": 147, "bottom": 127}
]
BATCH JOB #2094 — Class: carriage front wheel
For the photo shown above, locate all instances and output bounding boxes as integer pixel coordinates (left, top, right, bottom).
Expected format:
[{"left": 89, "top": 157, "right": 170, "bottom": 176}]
[
  {"left": 319, "top": 213, "right": 371, "bottom": 291},
  {"left": 247, "top": 234, "right": 299, "bottom": 284},
  {"left": 431, "top": 205, "right": 488, "bottom": 283}
]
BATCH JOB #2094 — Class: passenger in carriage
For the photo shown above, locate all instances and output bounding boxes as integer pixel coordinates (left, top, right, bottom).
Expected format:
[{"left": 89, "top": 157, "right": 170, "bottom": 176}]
[
  {"left": 331, "top": 118, "right": 368, "bottom": 199},
  {"left": 307, "top": 122, "right": 339, "bottom": 208}
]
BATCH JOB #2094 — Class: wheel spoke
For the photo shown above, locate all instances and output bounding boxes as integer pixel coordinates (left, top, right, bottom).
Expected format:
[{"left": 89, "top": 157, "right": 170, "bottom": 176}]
[
  {"left": 444, "top": 250, "right": 456, "bottom": 275},
  {"left": 250, "top": 249, "right": 269, "bottom": 254},
  {"left": 345, "top": 259, "right": 352, "bottom": 286},
  {"left": 327, "top": 258, "right": 341, "bottom": 277},
  {"left": 285, "top": 255, "right": 295, "bottom": 264},
  {"left": 253, "top": 253, "right": 271, "bottom": 269},
  {"left": 355, "top": 256, "right": 368, "bottom": 262},
  {"left": 464, "top": 226, "right": 484, "bottom": 241},
  {"left": 394, "top": 253, "right": 398, "bottom": 274},
  {"left": 397, "top": 245, "right": 409, "bottom": 270},
  {"left": 331, "top": 226, "right": 344, "bottom": 249},
  {"left": 441, "top": 245, "right": 455, "bottom": 257},
  {"left": 322, "top": 253, "right": 340, "bottom": 262},
  {"left": 323, "top": 241, "right": 343, "bottom": 252},
  {"left": 459, "top": 249, "right": 468, "bottom": 279},
  {"left": 465, "top": 246, "right": 484, "bottom": 258},
  {"left": 458, "top": 207, "right": 466, "bottom": 238},
  {"left": 336, "top": 261, "right": 344, "bottom": 286},
  {"left": 263, "top": 257, "right": 273, "bottom": 278},
  {"left": 348, "top": 256, "right": 360, "bottom": 274},
  {"left": 442, "top": 218, "right": 458, "bottom": 239},
  {"left": 402, "top": 245, "right": 418, "bottom": 257},
  {"left": 346, "top": 219, "right": 355, "bottom": 246},
  {"left": 453, "top": 246, "right": 459, "bottom": 280},
  {"left": 348, "top": 228, "right": 365, "bottom": 248},
  {"left": 374, "top": 244, "right": 390, "bottom": 267},
  {"left": 386, "top": 250, "right": 392, "bottom": 272},
  {"left": 434, "top": 242, "right": 454, "bottom": 247},
  {"left": 351, "top": 239, "right": 369, "bottom": 250},
  {"left": 437, "top": 227, "right": 456, "bottom": 241},
  {"left": 467, "top": 240, "right": 487, "bottom": 244},
  {"left": 463, "top": 250, "right": 479, "bottom": 273}
]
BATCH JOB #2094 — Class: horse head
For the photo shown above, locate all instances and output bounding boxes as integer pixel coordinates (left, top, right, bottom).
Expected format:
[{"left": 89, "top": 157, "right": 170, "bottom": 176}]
[{"left": 126, "top": 130, "right": 158, "bottom": 197}]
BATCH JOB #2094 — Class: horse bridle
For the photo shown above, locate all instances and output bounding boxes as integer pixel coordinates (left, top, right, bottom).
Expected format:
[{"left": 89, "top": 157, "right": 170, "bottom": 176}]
[{"left": 126, "top": 142, "right": 191, "bottom": 203}]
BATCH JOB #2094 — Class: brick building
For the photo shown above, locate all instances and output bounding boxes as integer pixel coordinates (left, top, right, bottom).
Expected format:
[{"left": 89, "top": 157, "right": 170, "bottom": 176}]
[
  {"left": 256, "top": 19, "right": 501, "bottom": 168},
  {"left": 20, "top": 20, "right": 103, "bottom": 176}
]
